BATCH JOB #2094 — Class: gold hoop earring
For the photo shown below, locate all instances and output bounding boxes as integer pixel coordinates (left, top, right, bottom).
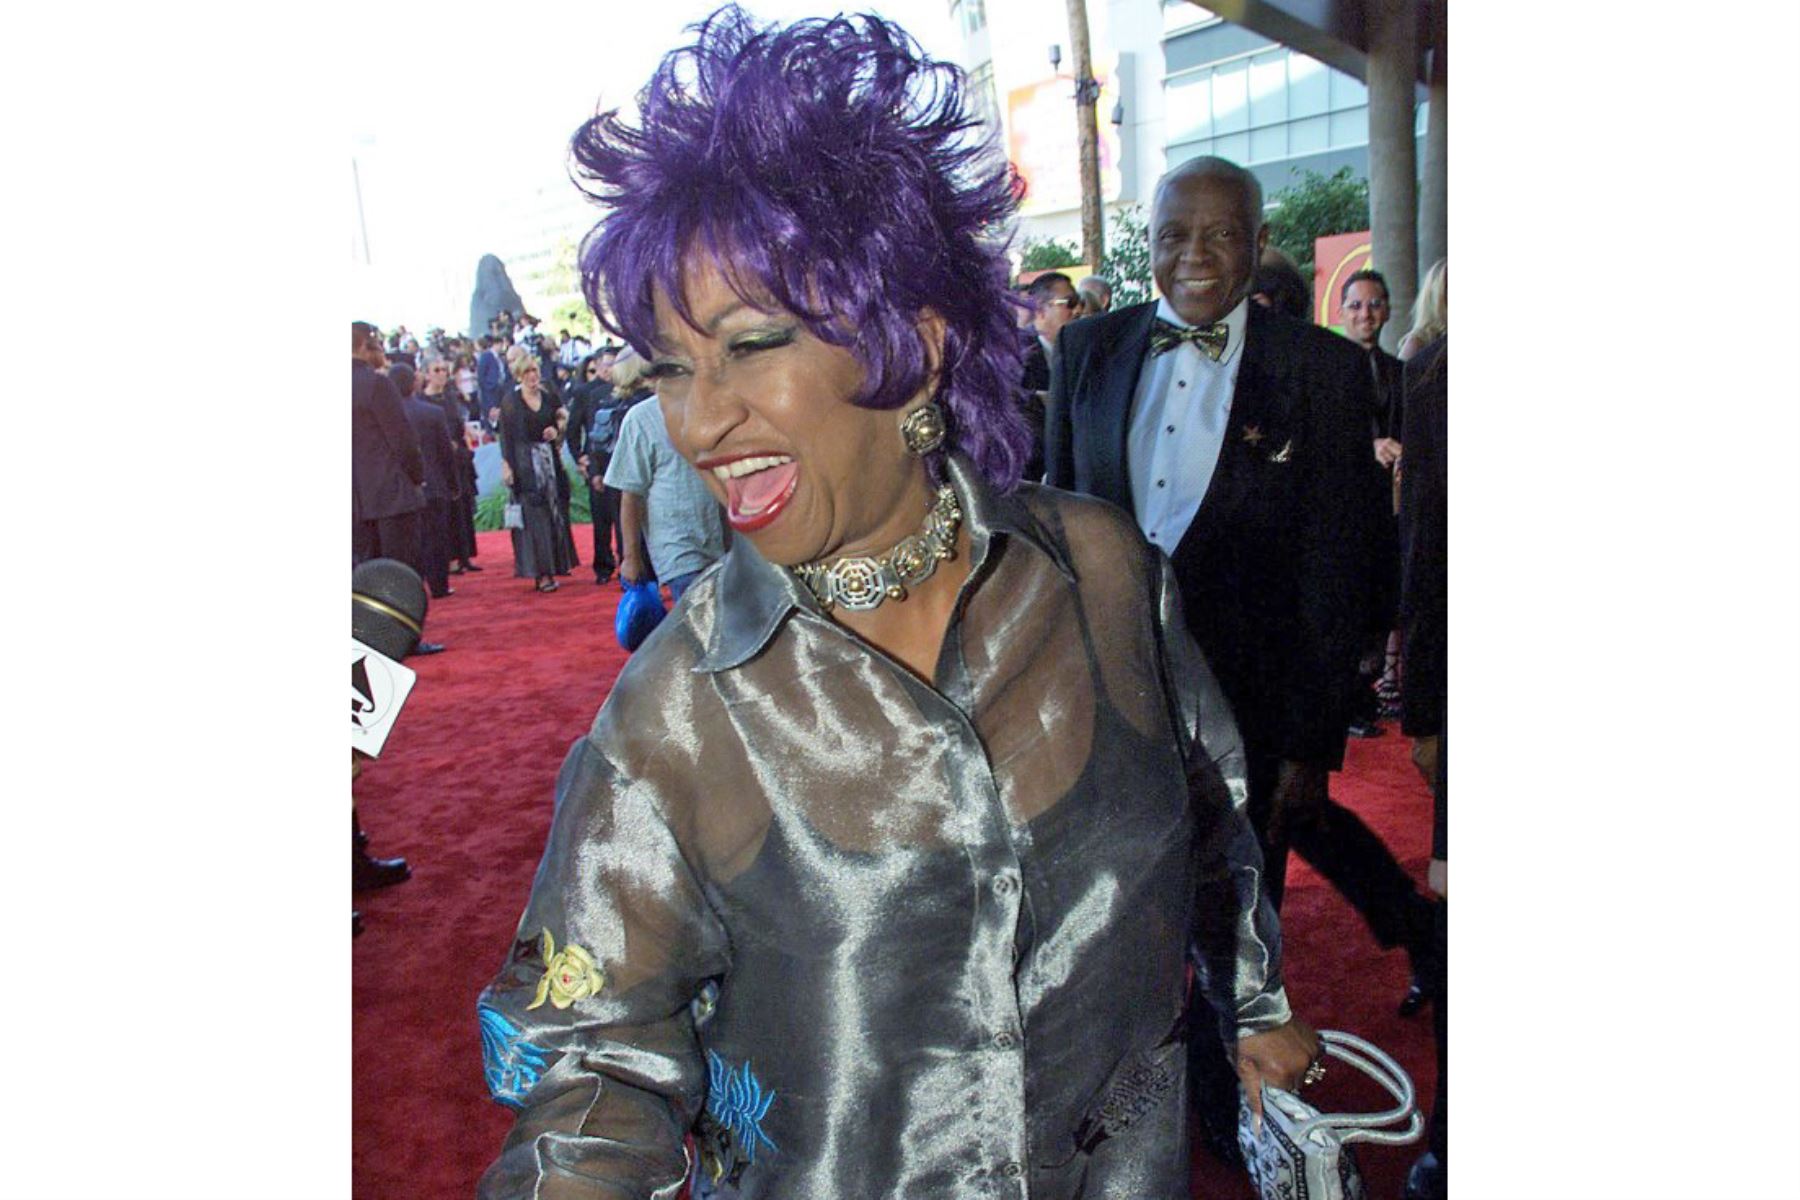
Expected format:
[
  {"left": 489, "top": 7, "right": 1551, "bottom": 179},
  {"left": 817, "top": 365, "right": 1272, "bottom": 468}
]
[{"left": 900, "top": 403, "right": 947, "bottom": 457}]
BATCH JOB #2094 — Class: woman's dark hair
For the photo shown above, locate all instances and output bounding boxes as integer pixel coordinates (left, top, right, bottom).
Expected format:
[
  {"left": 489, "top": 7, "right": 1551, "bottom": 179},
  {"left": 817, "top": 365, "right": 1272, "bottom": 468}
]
[
  {"left": 571, "top": 5, "right": 1032, "bottom": 490},
  {"left": 1252, "top": 261, "right": 1311, "bottom": 322}
]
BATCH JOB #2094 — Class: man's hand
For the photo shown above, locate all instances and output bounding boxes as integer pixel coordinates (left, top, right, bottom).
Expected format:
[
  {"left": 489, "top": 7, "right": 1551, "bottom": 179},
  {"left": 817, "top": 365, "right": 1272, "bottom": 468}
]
[
  {"left": 542, "top": 425, "right": 559, "bottom": 442},
  {"left": 620, "top": 552, "right": 648, "bottom": 586},
  {"left": 1265, "top": 761, "right": 1327, "bottom": 844},
  {"left": 1237, "top": 1018, "right": 1320, "bottom": 1131},
  {"left": 1410, "top": 735, "right": 1440, "bottom": 791},
  {"left": 589, "top": 475, "right": 605, "bottom": 491},
  {"left": 1374, "top": 437, "right": 1403, "bottom": 468},
  {"left": 501, "top": 462, "right": 514, "bottom": 487},
  {"left": 577, "top": 454, "right": 590, "bottom": 473}
]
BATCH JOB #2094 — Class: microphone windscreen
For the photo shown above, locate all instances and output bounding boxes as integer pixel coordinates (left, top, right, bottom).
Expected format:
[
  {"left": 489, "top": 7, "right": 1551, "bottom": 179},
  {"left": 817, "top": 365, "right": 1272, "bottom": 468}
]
[{"left": 353, "top": 558, "right": 429, "bottom": 660}]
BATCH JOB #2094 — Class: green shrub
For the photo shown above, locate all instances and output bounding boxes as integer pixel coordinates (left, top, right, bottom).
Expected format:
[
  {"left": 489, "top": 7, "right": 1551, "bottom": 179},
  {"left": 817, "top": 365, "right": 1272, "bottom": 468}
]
[
  {"left": 472, "top": 458, "right": 592, "bottom": 531},
  {"left": 1019, "top": 237, "right": 1082, "bottom": 272}
]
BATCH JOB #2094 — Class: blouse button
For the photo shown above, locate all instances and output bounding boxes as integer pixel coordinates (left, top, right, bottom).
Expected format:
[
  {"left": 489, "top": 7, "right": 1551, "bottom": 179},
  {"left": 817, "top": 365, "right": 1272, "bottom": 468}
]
[
  {"left": 1001, "top": 1160, "right": 1024, "bottom": 1179},
  {"left": 993, "top": 1030, "right": 1018, "bottom": 1050},
  {"left": 992, "top": 874, "right": 1018, "bottom": 897}
]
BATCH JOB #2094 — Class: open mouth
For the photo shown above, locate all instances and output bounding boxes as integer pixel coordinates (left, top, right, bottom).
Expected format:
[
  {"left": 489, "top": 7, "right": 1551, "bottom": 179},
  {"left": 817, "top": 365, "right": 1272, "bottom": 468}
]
[{"left": 706, "top": 454, "right": 799, "bottom": 532}]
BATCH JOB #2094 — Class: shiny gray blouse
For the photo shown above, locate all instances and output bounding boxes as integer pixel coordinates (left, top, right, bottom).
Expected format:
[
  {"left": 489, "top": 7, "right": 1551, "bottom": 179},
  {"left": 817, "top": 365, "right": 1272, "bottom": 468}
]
[{"left": 476, "top": 455, "right": 1290, "bottom": 1200}]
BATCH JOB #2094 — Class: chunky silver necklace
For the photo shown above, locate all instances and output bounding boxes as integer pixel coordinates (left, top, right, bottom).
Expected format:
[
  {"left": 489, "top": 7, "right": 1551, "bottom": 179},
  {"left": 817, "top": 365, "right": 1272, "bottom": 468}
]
[{"left": 792, "top": 485, "right": 961, "bottom": 612}]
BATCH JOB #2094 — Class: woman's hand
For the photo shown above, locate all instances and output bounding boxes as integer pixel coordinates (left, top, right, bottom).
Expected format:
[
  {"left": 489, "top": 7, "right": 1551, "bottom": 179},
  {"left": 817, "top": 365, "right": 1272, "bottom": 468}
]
[
  {"left": 1237, "top": 1018, "right": 1321, "bottom": 1130},
  {"left": 501, "top": 462, "right": 515, "bottom": 487},
  {"left": 1374, "top": 437, "right": 1403, "bottom": 468},
  {"left": 542, "top": 425, "right": 560, "bottom": 442}
]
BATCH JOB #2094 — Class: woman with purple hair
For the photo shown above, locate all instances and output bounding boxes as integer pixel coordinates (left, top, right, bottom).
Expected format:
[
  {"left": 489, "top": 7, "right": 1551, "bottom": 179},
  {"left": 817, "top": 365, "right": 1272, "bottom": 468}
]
[{"left": 476, "top": 8, "right": 1314, "bottom": 1197}]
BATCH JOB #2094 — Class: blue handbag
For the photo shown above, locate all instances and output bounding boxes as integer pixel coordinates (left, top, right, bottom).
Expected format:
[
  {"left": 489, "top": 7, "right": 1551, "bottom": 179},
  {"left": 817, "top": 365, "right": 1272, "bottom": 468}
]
[{"left": 615, "top": 579, "right": 668, "bottom": 652}]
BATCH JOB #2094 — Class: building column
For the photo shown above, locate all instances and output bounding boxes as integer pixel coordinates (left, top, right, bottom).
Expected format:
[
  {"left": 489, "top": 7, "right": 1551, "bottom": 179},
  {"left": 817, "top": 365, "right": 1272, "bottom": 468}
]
[
  {"left": 1366, "top": 0, "right": 1418, "bottom": 355},
  {"left": 1417, "top": 7, "right": 1447, "bottom": 288}
]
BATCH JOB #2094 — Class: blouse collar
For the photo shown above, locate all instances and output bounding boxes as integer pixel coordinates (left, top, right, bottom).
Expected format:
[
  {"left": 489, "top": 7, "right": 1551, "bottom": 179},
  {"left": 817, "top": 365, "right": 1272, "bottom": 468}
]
[{"left": 693, "top": 453, "right": 1074, "bottom": 674}]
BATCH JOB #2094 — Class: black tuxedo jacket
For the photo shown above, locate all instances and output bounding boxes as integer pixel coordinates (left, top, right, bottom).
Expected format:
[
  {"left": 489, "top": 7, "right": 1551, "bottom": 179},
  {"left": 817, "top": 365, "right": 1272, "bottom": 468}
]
[
  {"left": 1045, "top": 300, "right": 1386, "bottom": 769},
  {"left": 351, "top": 360, "right": 424, "bottom": 523}
]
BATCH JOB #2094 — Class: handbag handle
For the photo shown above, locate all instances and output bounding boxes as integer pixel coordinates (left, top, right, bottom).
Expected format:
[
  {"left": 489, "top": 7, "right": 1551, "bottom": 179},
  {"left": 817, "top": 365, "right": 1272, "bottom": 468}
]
[{"left": 1287, "top": 1030, "right": 1424, "bottom": 1146}]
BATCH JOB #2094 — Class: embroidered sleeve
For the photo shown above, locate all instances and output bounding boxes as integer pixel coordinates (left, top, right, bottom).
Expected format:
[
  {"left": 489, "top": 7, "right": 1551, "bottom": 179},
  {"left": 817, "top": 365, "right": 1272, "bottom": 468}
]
[{"left": 475, "top": 733, "right": 729, "bottom": 1200}]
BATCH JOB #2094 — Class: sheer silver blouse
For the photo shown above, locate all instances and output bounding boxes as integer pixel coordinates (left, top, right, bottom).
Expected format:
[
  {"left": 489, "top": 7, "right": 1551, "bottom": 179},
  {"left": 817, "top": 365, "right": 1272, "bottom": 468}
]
[{"left": 476, "top": 455, "right": 1290, "bottom": 1199}]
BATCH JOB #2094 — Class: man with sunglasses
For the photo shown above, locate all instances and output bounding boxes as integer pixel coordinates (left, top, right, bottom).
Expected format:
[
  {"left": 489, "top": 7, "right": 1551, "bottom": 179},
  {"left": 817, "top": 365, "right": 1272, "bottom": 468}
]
[
  {"left": 1019, "top": 271, "right": 1082, "bottom": 479},
  {"left": 565, "top": 351, "right": 622, "bottom": 584}
]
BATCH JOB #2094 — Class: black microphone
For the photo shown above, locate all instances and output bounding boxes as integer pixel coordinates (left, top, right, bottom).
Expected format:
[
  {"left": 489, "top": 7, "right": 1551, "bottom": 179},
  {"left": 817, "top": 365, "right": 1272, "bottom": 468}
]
[
  {"left": 353, "top": 558, "right": 428, "bottom": 660},
  {"left": 353, "top": 559, "right": 428, "bottom": 756}
]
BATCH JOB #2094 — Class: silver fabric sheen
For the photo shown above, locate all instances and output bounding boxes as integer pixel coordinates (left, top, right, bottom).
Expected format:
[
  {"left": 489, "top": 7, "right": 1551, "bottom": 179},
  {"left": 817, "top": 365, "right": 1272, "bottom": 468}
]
[{"left": 477, "top": 455, "right": 1291, "bottom": 1199}]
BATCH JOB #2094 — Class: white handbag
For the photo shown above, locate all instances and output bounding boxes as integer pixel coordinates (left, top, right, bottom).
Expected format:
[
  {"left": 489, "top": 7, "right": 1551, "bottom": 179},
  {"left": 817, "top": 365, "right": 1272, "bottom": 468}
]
[{"left": 1236, "top": 1030, "right": 1424, "bottom": 1200}]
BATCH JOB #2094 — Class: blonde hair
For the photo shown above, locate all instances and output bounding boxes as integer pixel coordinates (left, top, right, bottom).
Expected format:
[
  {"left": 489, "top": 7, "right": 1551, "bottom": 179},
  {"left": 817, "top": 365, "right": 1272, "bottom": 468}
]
[
  {"left": 610, "top": 347, "right": 649, "bottom": 393},
  {"left": 1406, "top": 258, "right": 1447, "bottom": 345},
  {"left": 507, "top": 345, "right": 539, "bottom": 377}
]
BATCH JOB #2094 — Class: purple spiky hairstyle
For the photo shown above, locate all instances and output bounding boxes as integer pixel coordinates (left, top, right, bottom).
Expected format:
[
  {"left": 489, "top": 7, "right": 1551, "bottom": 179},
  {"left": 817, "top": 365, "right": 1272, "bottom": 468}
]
[{"left": 570, "top": 5, "right": 1033, "bottom": 491}]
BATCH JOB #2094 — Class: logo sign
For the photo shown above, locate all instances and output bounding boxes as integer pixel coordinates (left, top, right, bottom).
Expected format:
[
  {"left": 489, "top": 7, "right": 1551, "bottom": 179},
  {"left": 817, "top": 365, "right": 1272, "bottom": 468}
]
[
  {"left": 1313, "top": 230, "right": 1373, "bottom": 332},
  {"left": 351, "top": 639, "right": 417, "bottom": 758}
]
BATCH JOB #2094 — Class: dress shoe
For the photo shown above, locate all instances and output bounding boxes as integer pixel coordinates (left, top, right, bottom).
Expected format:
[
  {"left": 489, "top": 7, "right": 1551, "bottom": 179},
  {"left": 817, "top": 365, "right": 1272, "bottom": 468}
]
[
  {"left": 1403, "top": 1150, "right": 1445, "bottom": 1200},
  {"left": 411, "top": 641, "right": 446, "bottom": 655},
  {"left": 430, "top": 587, "right": 454, "bottom": 599},
  {"left": 1347, "top": 719, "right": 1385, "bottom": 738},
  {"left": 1398, "top": 974, "right": 1428, "bottom": 1017},
  {"left": 353, "top": 852, "right": 411, "bottom": 892},
  {"left": 461, "top": 562, "right": 484, "bottom": 572},
  {"left": 448, "top": 564, "right": 464, "bottom": 576}
]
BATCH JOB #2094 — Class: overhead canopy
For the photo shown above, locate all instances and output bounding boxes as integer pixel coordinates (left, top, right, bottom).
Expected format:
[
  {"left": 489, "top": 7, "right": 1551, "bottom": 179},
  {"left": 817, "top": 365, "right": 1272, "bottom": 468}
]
[{"left": 1193, "top": 0, "right": 1439, "bottom": 84}]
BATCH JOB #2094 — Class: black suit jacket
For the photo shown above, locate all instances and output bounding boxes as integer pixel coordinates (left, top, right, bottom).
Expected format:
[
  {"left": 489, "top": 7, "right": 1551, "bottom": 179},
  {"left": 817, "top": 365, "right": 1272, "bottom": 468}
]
[
  {"left": 404, "top": 392, "right": 461, "bottom": 504},
  {"left": 1398, "top": 336, "right": 1446, "bottom": 742},
  {"left": 1045, "top": 300, "right": 1386, "bottom": 768},
  {"left": 1369, "top": 345, "right": 1405, "bottom": 440},
  {"left": 351, "top": 360, "right": 424, "bottom": 522}
]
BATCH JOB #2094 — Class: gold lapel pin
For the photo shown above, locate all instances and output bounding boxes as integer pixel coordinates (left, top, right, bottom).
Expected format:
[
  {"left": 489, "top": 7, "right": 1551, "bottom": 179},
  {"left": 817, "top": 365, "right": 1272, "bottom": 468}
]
[{"left": 1241, "top": 424, "right": 1265, "bottom": 447}]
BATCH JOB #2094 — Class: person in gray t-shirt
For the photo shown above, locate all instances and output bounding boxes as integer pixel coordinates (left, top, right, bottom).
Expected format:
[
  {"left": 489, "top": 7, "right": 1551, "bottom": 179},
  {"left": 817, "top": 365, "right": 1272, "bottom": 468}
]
[{"left": 602, "top": 390, "right": 727, "bottom": 604}]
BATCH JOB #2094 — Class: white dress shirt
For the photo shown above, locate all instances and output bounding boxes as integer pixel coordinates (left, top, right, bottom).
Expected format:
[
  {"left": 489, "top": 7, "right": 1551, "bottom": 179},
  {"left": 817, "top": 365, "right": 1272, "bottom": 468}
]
[{"left": 1126, "top": 296, "right": 1249, "bottom": 552}]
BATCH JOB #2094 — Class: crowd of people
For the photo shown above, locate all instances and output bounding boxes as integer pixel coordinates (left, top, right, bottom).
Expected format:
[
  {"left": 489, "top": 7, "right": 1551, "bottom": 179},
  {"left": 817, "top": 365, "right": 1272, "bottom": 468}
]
[{"left": 353, "top": 8, "right": 1450, "bottom": 1198}]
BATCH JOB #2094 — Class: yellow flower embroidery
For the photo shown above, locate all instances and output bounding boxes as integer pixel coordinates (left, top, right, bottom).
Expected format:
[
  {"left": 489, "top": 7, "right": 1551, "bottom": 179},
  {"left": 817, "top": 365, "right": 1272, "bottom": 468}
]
[{"left": 527, "top": 929, "right": 606, "bottom": 1010}]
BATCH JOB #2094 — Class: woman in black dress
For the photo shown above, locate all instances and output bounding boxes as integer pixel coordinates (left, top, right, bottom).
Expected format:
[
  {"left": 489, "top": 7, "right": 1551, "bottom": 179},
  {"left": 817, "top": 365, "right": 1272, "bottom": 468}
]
[{"left": 499, "top": 351, "right": 576, "bottom": 592}]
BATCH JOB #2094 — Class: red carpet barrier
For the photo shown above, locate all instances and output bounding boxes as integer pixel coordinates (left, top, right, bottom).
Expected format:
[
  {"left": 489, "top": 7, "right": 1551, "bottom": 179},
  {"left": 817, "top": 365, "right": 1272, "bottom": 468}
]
[{"left": 354, "top": 529, "right": 1438, "bottom": 1199}]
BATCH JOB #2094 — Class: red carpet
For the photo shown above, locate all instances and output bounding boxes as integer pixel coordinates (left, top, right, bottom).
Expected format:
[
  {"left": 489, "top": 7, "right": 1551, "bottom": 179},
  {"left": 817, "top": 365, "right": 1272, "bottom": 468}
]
[{"left": 353, "top": 528, "right": 1439, "bottom": 1198}]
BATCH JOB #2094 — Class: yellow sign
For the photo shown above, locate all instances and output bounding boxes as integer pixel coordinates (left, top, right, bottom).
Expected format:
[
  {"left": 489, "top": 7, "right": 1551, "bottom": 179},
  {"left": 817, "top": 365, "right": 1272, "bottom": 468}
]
[{"left": 1008, "top": 71, "right": 1123, "bottom": 216}]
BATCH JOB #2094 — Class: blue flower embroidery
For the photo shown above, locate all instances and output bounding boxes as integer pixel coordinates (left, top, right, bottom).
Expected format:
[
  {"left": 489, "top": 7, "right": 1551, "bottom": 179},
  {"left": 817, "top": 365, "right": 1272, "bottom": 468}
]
[
  {"left": 706, "top": 1051, "right": 779, "bottom": 1162},
  {"left": 479, "top": 1003, "right": 550, "bottom": 1109}
]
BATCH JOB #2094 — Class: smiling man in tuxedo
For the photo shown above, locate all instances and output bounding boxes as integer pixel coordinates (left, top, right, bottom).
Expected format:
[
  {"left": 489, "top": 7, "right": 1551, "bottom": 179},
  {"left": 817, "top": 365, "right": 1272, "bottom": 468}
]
[{"left": 1045, "top": 155, "right": 1434, "bottom": 1158}]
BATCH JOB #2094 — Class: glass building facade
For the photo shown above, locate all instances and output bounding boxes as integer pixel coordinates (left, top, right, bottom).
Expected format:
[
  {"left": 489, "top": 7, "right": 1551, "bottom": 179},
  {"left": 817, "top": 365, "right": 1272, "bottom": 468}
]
[{"left": 1160, "top": 2, "right": 1424, "bottom": 197}]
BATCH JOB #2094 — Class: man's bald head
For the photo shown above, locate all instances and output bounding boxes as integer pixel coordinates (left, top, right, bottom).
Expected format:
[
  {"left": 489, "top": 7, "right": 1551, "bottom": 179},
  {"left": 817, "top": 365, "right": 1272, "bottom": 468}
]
[
  {"left": 1153, "top": 156, "right": 1263, "bottom": 233},
  {"left": 1149, "top": 156, "right": 1269, "bottom": 327}
]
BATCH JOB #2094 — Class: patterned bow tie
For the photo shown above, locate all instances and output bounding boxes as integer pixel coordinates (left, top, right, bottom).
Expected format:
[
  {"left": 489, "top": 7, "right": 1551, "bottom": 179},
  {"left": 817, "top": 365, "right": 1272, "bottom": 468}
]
[{"left": 1149, "top": 318, "right": 1229, "bottom": 361}]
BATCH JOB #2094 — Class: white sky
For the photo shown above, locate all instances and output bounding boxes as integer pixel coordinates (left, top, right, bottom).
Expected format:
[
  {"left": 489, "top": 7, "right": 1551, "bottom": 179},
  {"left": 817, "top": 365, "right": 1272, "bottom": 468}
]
[{"left": 353, "top": 0, "right": 964, "bottom": 331}]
